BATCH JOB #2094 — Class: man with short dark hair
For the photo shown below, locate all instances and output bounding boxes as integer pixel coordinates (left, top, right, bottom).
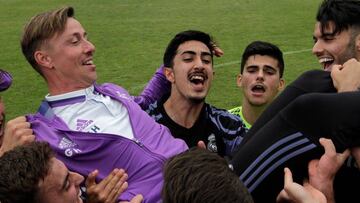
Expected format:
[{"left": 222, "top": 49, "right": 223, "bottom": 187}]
[
  {"left": 0, "top": 142, "right": 142, "bottom": 203},
  {"left": 145, "top": 30, "right": 246, "bottom": 156},
  {"left": 229, "top": 41, "right": 285, "bottom": 128},
  {"left": 0, "top": 142, "right": 84, "bottom": 203},
  {"left": 162, "top": 148, "right": 254, "bottom": 203}
]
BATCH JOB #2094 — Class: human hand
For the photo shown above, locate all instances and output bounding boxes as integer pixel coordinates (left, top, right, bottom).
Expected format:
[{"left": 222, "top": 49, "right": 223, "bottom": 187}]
[
  {"left": 119, "top": 194, "right": 143, "bottom": 203},
  {"left": 308, "top": 138, "right": 350, "bottom": 203},
  {"left": 276, "top": 167, "right": 327, "bottom": 203},
  {"left": 0, "top": 116, "right": 34, "bottom": 157},
  {"left": 86, "top": 169, "right": 129, "bottom": 203},
  {"left": 351, "top": 147, "right": 360, "bottom": 169},
  {"left": 213, "top": 46, "right": 224, "bottom": 57},
  {"left": 331, "top": 58, "right": 360, "bottom": 92},
  {"left": 197, "top": 140, "right": 206, "bottom": 149},
  {"left": 210, "top": 41, "right": 224, "bottom": 57}
]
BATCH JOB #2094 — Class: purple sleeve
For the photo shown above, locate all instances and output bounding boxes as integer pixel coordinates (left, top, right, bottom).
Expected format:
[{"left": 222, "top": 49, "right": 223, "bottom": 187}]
[
  {"left": 133, "top": 65, "right": 171, "bottom": 110},
  {"left": 0, "top": 70, "right": 12, "bottom": 92}
]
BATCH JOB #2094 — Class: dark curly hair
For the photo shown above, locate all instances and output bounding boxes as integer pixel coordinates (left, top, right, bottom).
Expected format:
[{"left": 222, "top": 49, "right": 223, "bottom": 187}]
[{"left": 0, "top": 142, "right": 54, "bottom": 203}]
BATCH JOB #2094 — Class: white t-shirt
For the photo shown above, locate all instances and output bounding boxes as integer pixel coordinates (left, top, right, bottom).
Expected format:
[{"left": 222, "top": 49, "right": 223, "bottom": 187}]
[{"left": 45, "top": 85, "right": 134, "bottom": 139}]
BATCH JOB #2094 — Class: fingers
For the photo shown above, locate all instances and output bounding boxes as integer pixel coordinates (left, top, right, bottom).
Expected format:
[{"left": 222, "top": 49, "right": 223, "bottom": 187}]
[
  {"left": 86, "top": 169, "right": 99, "bottom": 187},
  {"left": 130, "top": 194, "right": 143, "bottom": 203},
  {"left": 106, "top": 170, "right": 128, "bottom": 202},
  {"left": 213, "top": 47, "right": 224, "bottom": 57},
  {"left": 319, "top": 138, "right": 350, "bottom": 164},
  {"left": 276, "top": 168, "right": 293, "bottom": 203},
  {"left": 351, "top": 147, "right": 360, "bottom": 167},
  {"left": 330, "top": 58, "right": 360, "bottom": 92},
  {"left": 6, "top": 116, "right": 33, "bottom": 139},
  {"left": 197, "top": 140, "right": 206, "bottom": 149},
  {"left": 283, "top": 167, "right": 293, "bottom": 187},
  {"left": 319, "top": 138, "right": 336, "bottom": 157},
  {"left": 338, "top": 148, "right": 351, "bottom": 162},
  {"left": 104, "top": 169, "right": 126, "bottom": 191},
  {"left": 1, "top": 116, "right": 34, "bottom": 154},
  {"left": 87, "top": 168, "right": 129, "bottom": 203},
  {"left": 276, "top": 190, "right": 290, "bottom": 203}
]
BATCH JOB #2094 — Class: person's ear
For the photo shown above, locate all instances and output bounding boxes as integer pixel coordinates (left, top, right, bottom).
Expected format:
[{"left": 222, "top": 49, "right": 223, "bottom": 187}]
[
  {"left": 164, "top": 67, "right": 175, "bottom": 83},
  {"left": 278, "top": 78, "right": 285, "bottom": 91},
  {"left": 236, "top": 73, "right": 243, "bottom": 88},
  {"left": 34, "top": 50, "right": 53, "bottom": 70}
]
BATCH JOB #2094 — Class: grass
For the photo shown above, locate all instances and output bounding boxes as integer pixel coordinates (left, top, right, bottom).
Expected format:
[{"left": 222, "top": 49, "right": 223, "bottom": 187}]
[{"left": 0, "top": 0, "right": 322, "bottom": 120}]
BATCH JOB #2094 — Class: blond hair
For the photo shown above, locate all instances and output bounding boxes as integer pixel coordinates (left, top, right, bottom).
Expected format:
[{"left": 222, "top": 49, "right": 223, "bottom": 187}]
[{"left": 20, "top": 6, "right": 74, "bottom": 75}]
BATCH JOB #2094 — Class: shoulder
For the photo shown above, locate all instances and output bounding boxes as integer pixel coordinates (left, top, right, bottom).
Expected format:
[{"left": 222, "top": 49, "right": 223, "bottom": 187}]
[
  {"left": 205, "top": 104, "right": 246, "bottom": 137},
  {"left": 206, "top": 104, "right": 242, "bottom": 121},
  {"left": 96, "top": 83, "right": 130, "bottom": 95},
  {"left": 145, "top": 100, "right": 164, "bottom": 121},
  {"left": 228, "top": 106, "right": 242, "bottom": 117}
]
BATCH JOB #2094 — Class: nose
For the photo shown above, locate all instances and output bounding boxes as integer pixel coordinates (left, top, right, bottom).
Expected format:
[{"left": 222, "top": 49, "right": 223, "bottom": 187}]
[
  {"left": 193, "top": 57, "right": 205, "bottom": 69},
  {"left": 256, "top": 69, "right": 264, "bottom": 81},
  {"left": 83, "top": 39, "right": 95, "bottom": 54},
  {"left": 312, "top": 40, "right": 323, "bottom": 57},
  {"left": 70, "top": 171, "right": 85, "bottom": 185}
]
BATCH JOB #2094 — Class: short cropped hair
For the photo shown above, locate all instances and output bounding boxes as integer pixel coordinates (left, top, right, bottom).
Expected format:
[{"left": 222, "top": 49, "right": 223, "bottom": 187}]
[
  {"left": 316, "top": 0, "right": 360, "bottom": 36},
  {"left": 20, "top": 6, "right": 74, "bottom": 76},
  {"left": 162, "top": 148, "right": 254, "bottom": 203},
  {"left": 163, "top": 30, "right": 214, "bottom": 68},
  {"left": 0, "top": 142, "right": 54, "bottom": 203},
  {"left": 240, "top": 41, "right": 284, "bottom": 78}
]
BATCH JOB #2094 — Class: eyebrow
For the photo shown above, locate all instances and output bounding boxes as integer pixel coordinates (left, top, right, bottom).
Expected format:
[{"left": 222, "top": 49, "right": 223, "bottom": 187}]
[
  {"left": 180, "top": 50, "right": 212, "bottom": 57},
  {"left": 246, "top": 65, "right": 277, "bottom": 70},
  {"left": 61, "top": 172, "right": 70, "bottom": 190},
  {"left": 263, "top": 65, "right": 276, "bottom": 70},
  {"left": 322, "top": 32, "right": 335, "bottom": 37}
]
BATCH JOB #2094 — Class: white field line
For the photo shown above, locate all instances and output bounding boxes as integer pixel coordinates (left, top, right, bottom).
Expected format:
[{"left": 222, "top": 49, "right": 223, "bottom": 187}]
[{"left": 129, "top": 48, "right": 312, "bottom": 92}]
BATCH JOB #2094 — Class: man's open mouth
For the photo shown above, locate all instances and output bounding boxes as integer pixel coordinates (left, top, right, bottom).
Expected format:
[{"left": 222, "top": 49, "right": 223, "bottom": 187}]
[
  {"left": 319, "top": 57, "right": 334, "bottom": 71},
  {"left": 251, "top": 84, "right": 265, "bottom": 93},
  {"left": 188, "top": 72, "right": 207, "bottom": 85}
]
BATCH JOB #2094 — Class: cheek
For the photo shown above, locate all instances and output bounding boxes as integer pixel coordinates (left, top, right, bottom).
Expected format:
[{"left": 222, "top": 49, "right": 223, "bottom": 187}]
[
  {"left": 330, "top": 41, "right": 348, "bottom": 56},
  {"left": 66, "top": 188, "right": 78, "bottom": 202},
  {"left": 239, "top": 77, "right": 252, "bottom": 88}
]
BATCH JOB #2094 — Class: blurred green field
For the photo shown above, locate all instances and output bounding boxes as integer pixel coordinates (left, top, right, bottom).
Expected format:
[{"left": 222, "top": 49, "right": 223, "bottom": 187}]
[{"left": 0, "top": 0, "right": 321, "bottom": 120}]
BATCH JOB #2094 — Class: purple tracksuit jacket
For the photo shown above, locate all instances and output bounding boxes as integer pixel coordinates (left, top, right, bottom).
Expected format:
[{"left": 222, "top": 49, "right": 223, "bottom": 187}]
[{"left": 27, "top": 82, "right": 188, "bottom": 203}]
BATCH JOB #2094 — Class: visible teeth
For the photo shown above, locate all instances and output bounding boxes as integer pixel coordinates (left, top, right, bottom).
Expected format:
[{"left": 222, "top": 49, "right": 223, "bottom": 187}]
[
  {"left": 319, "top": 58, "right": 333, "bottom": 63},
  {"left": 191, "top": 75, "right": 204, "bottom": 81},
  {"left": 252, "top": 84, "right": 265, "bottom": 92},
  {"left": 83, "top": 60, "right": 93, "bottom": 65}
]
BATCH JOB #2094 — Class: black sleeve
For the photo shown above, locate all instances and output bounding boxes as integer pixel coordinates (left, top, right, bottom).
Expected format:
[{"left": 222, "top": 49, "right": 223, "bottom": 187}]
[
  {"left": 231, "top": 70, "right": 360, "bottom": 202},
  {"left": 244, "top": 69, "right": 336, "bottom": 143}
]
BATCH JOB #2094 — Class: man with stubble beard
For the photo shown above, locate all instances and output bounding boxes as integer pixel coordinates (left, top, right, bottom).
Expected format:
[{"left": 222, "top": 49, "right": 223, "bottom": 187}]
[
  {"left": 230, "top": 0, "right": 360, "bottom": 202},
  {"left": 145, "top": 30, "right": 246, "bottom": 157}
]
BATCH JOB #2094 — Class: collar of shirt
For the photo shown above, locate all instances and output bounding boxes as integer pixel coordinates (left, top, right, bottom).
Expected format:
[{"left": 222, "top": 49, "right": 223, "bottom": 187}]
[{"left": 45, "top": 86, "right": 95, "bottom": 108}]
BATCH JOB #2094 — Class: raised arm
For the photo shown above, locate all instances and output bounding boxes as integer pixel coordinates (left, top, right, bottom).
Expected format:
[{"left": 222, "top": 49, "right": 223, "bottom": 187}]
[
  {"left": 132, "top": 65, "right": 171, "bottom": 110},
  {"left": 0, "top": 116, "right": 35, "bottom": 157}
]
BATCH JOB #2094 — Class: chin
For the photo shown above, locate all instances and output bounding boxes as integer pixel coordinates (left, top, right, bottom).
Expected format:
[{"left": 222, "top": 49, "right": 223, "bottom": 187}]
[
  {"left": 249, "top": 100, "right": 267, "bottom": 107},
  {"left": 189, "top": 96, "right": 205, "bottom": 104}
]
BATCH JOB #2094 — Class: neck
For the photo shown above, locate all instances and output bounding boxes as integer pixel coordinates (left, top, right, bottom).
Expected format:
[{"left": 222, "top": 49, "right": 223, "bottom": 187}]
[
  {"left": 44, "top": 72, "right": 92, "bottom": 96},
  {"left": 47, "top": 81, "right": 92, "bottom": 96},
  {"left": 163, "top": 95, "right": 204, "bottom": 128},
  {"left": 241, "top": 99, "right": 267, "bottom": 126}
]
